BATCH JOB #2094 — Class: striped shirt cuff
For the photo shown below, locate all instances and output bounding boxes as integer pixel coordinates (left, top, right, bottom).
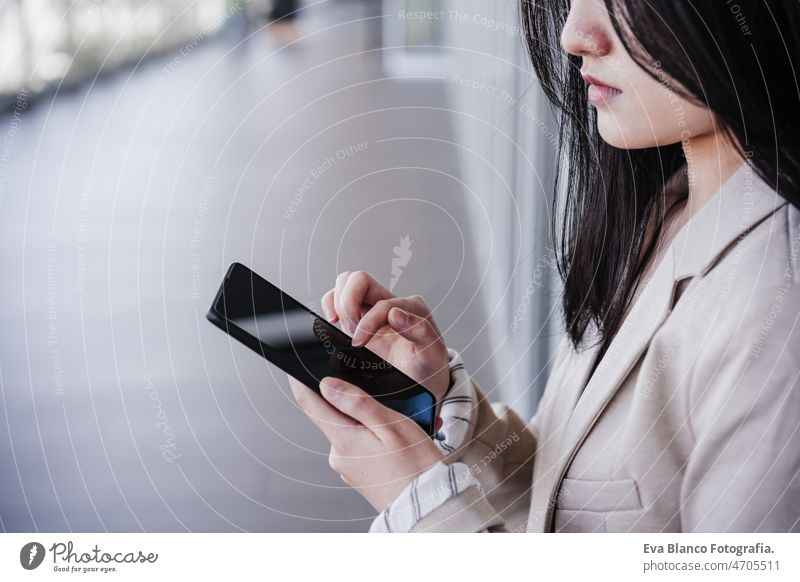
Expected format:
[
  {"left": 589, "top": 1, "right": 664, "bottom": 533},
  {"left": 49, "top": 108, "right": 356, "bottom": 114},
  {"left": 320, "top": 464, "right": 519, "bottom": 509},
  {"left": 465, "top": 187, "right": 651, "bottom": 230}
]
[
  {"left": 432, "top": 348, "right": 476, "bottom": 455},
  {"left": 368, "top": 460, "right": 481, "bottom": 533}
]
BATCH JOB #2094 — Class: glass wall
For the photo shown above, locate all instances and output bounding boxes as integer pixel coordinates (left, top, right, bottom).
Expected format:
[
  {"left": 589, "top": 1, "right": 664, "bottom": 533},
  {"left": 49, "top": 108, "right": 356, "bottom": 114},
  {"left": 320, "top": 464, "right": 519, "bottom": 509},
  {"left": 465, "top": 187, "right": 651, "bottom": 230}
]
[
  {"left": 383, "top": 0, "right": 560, "bottom": 416},
  {"left": 0, "top": 0, "right": 234, "bottom": 108}
]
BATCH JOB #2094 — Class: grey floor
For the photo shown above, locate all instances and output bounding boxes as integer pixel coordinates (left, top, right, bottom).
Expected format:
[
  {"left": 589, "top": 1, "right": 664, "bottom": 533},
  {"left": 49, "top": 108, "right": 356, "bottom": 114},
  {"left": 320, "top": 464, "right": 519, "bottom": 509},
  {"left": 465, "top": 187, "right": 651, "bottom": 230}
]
[{"left": 0, "top": 2, "right": 500, "bottom": 532}]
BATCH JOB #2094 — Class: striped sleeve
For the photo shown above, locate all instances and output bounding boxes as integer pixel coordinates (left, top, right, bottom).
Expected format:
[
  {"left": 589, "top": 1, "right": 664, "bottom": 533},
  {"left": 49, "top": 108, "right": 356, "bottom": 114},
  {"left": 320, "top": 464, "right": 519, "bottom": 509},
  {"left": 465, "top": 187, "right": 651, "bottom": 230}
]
[
  {"left": 368, "top": 460, "right": 483, "bottom": 533},
  {"left": 432, "top": 348, "right": 477, "bottom": 454}
]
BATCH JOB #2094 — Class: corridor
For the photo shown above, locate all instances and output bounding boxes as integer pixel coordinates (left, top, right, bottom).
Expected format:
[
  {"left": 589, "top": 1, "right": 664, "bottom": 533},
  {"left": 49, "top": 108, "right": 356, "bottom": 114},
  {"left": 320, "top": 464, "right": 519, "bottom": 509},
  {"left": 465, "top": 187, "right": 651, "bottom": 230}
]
[{"left": 0, "top": 1, "right": 501, "bottom": 532}]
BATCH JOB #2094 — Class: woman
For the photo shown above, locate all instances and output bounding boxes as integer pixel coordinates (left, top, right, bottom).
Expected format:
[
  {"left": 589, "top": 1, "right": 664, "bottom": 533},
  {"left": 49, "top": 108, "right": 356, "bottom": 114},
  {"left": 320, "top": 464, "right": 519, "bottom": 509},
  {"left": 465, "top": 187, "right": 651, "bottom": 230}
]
[{"left": 288, "top": 0, "right": 800, "bottom": 532}]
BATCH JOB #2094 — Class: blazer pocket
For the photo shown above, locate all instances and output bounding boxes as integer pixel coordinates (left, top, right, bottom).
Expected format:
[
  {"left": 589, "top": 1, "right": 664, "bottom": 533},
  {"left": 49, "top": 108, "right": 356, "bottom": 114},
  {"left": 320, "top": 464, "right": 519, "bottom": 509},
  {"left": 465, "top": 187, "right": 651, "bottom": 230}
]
[{"left": 558, "top": 477, "right": 642, "bottom": 512}]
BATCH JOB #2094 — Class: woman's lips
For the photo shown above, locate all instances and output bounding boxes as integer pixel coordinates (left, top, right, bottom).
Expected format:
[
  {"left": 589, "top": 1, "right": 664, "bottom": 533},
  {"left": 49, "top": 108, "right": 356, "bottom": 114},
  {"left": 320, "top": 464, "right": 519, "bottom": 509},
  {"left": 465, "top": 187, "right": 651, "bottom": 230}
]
[{"left": 582, "top": 73, "right": 623, "bottom": 104}]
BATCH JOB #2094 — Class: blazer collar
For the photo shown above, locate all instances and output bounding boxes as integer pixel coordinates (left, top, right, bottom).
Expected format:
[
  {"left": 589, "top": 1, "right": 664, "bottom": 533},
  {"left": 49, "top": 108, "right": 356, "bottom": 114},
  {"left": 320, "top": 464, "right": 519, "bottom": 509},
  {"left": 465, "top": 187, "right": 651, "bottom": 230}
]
[
  {"left": 672, "top": 161, "right": 787, "bottom": 280},
  {"left": 538, "top": 160, "right": 787, "bottom": 531}
]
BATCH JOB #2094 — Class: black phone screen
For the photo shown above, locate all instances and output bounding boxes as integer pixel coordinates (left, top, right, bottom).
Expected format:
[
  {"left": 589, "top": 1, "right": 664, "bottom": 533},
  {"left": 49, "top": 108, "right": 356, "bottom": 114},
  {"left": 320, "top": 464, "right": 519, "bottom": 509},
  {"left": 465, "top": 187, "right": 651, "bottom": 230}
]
[{"left": 207, "top": 262, "right": 436, "bottom": 436}]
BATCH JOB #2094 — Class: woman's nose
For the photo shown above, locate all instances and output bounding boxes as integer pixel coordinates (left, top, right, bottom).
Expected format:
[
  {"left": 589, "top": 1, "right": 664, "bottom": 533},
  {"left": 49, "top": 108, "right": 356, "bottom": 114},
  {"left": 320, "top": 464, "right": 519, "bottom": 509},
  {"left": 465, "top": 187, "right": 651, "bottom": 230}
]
[{"left": 560, "top": 0, "right": 612, "bottom": 58}]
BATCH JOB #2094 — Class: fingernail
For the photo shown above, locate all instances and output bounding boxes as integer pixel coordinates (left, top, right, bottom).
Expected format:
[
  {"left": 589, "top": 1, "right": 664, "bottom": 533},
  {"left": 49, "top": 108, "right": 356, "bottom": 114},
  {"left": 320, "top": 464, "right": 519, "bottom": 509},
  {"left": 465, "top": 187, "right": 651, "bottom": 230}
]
[
  {"left": 320, "top": 377, "right": 341, "bottom": 397},
  {"left": 351, "top": 326, "right": 364, "bottom": 346},
  {"left": 393, "top": 308, "right": 410, "bottom": 326}
]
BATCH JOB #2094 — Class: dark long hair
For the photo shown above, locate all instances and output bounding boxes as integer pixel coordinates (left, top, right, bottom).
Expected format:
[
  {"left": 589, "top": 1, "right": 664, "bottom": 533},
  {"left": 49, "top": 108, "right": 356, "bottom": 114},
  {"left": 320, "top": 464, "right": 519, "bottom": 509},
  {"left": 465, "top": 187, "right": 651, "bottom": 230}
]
[{"left": 521, "top": 0, "right": 800, "bottom": 348}]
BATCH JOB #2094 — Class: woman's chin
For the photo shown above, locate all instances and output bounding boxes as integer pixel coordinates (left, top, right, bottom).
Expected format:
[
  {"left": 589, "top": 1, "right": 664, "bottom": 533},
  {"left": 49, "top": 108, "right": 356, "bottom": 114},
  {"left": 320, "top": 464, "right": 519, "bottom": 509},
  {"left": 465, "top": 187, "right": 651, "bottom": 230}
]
[
  {"left": 596, "top": 119, "right": 662, "bottom": 150},
  {"left": 596, "top": 111, "right": 695, "bottom": 150}
]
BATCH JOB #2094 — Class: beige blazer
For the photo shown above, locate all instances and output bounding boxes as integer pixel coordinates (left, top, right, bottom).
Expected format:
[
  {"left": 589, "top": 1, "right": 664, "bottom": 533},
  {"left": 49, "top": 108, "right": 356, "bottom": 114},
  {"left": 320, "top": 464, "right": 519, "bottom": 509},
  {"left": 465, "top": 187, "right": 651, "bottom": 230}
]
[{"left": 414, "top": 162, "right": 800, "bottom": 532}]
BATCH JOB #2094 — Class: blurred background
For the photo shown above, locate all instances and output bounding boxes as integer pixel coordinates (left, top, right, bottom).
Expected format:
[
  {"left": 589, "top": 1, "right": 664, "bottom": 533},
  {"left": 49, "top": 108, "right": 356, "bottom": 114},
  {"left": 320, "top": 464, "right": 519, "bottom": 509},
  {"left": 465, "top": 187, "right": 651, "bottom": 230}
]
[{"left": 0, "top": 0, "right": 560, "bottom": 532}]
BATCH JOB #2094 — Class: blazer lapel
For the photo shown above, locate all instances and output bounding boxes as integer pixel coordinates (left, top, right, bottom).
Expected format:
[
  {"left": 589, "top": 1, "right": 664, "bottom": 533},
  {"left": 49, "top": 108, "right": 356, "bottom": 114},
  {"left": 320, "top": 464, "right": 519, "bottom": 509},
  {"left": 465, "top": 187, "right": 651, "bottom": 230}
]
[
  {"left": 527, "top": 336, "right": 603, "bottom": 530},
  {"left": 540, "top": 245, "right": 679, "bottom": 530}
]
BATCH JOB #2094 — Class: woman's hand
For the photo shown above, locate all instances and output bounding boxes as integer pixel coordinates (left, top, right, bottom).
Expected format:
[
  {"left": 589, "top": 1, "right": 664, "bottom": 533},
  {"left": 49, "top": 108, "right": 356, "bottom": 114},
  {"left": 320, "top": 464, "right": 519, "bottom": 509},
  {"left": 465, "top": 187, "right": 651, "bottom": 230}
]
[
  {"left": 288, "top": 374, "right": 445, "bottom": 511},
  {"left": 287, "top": 271, "right": 451, "bottom": 510},
  {"left": 321, "top": 270, "right": 451, "bottom": 406}
]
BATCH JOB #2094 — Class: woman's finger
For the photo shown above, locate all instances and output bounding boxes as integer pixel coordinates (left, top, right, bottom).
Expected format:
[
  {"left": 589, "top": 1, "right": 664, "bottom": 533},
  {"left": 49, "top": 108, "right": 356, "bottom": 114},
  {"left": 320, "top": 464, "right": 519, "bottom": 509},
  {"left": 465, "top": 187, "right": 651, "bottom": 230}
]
[
  {"left": 387, "top": 307, "right": 442, "bottom": 346},
  {"left": 320, "top": 376, "right": 409, "bottom": 440},
  {"left": 287, "top": 374, "right": 365, "bottom": 446},
  {"left": 332, "top": 271, "right": 352, "bottom": 331},
  {"left": 350, "top": 297, "right": 436, "bottom": 348},
  {"left": 320, "top": 288, "right": 338, "bottom": 322},
  {"left": 338, "top": 271, "right": 394, "bottom": 334}
]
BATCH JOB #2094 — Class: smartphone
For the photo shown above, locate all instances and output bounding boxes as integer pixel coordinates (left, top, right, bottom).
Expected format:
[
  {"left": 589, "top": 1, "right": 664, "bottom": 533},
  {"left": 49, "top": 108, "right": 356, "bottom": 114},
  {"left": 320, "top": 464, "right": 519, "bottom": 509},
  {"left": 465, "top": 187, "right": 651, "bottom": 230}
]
[{"left": 206, "top": 262, "right": 437, "bottom": 437}]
